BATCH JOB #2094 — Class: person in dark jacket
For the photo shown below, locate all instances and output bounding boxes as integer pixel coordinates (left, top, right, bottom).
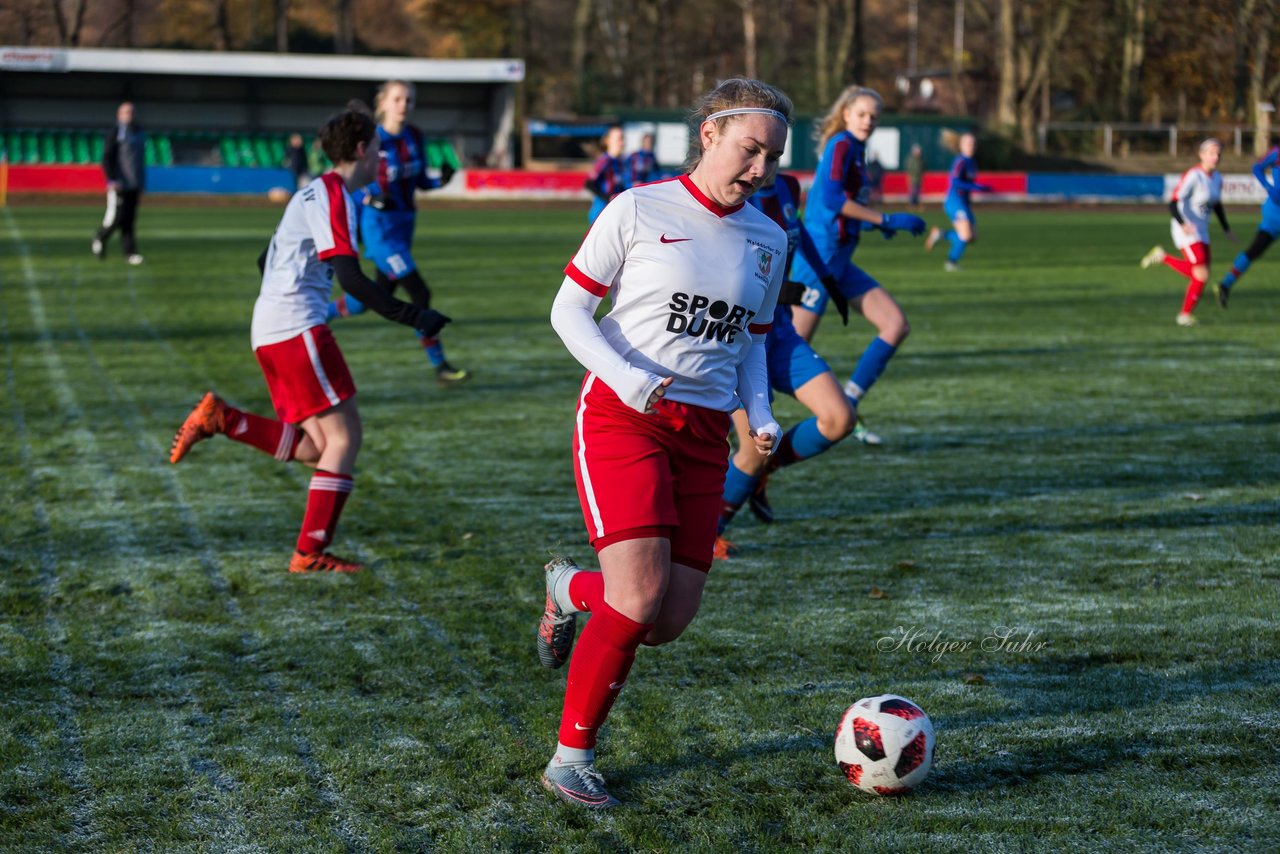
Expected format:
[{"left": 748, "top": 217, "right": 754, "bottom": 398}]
[{"left": 92, "top": 101, "right": 146, "bottom": 265}]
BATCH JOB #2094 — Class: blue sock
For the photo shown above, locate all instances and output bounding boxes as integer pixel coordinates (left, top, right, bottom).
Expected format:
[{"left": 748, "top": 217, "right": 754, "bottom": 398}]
[
  {"left": 1222, "top": 251, "right": 1251, "bottom": 287},
  {"left": 418, "top": 333, "right": 446, "bottom": 368},
  {"left": 849, "top": 337, "right": 898, "bottom": 400},
  {"left": 946, "top": 233, "right": 968, "bottom": 263},
  {"left": 719, "top": 461, "right": 759, "bottom": 532},
  {"left": 777, "top": 418, "right": 837, "bottom": 469}
]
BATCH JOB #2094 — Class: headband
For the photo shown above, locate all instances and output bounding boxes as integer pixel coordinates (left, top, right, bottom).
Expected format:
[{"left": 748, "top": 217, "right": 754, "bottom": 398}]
[{"left": 704, "top": 107, "right": 789, "bottom": 124}]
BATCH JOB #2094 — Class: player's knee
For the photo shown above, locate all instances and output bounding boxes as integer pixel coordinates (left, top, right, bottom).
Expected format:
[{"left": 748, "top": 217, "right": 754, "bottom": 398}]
[
  {"left": 820, "top": 401, "right": 856, "bottom": 441},
  {"left": 1192, "top": 265, "right": 1209, "bottom": 281}
]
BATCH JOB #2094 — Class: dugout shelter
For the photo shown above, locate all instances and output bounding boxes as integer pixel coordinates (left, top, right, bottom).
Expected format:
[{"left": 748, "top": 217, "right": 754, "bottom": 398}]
[{"left": 0, "top": 47, "right": 523, "bottom": 171}]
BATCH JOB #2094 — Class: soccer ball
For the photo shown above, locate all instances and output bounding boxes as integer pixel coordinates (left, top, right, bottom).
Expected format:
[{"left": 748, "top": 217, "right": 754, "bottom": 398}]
[{"left": 834, "top": 694, "right": 935, "bottom": 795}]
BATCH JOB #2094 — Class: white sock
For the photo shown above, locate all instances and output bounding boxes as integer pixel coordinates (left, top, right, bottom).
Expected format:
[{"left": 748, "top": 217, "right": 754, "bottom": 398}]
[
  {"left": 552, "top": 743, "right": 594, "bottom": 765},
  {"left": 553, "top": 566, "right": 581, "bottom": 614}
]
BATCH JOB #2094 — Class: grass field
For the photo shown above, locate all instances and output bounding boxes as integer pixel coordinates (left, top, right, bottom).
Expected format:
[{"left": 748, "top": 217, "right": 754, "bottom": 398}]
[{"left": 2, "top": 200, "right": 1279, "bottom": 852}]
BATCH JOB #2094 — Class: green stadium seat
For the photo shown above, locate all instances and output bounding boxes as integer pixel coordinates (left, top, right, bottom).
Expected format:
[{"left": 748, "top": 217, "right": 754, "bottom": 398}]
[
  {"left": 220, "top": 137, "right": 240, "bottom": 167},
  {"left": 3, "top": 132, "right": 19, "bottom": 162},
  {"left": 91, "top": 135, "right": 103, "bottom": 161},
  {"left": 253, "top": 138, "right": 273, "bottom": 168},
  {"left": 157, "top": 135, "right": 173, "bottom": 166},
  {"left": 56, "top": 133, "right": 73, "bottom": 163},
  {"left": 425, "top": 139, "right": 461, "bottom": 170},
  {"left": 40, "top": 133, "right": 57, "bottom": 164},
  {"left": 144, "top": 137, "right": 158, "bottom": 166},
  {"left": 74, "top": 134, "right": 91, "bottom": 163},
  {"left": 269, "top": 137, "right": 286, "bottom": 165}
]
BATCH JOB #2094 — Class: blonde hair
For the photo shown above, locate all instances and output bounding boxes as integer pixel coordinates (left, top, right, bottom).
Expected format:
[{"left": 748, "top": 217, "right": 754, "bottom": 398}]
[
  {"left": 374, "top": 79, "right": 416, "bottom": 123},
  {"left": 814, "top": 85, "right": 883, "bottom": 152},
  {"left": 686, "top": 77, "right": 794, "bottom": 171}
]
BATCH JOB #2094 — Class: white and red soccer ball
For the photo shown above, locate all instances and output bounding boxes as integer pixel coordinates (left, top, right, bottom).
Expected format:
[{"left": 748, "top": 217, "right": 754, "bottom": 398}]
[{"left": 834, "top": 694, "right": 935, "bottom": 795}]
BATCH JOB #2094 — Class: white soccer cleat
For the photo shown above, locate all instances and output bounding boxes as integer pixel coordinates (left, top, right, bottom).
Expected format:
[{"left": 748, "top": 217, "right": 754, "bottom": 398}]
[
  {"left": 127, "top": 254, "right": 145, "bottom": 266},
  {"left": 1140, "top": 246, "right": 1166, "bottom": 269},
  {"left": 944, "top": 261, "right": 959, "bottom": 272},
  {"left": 1175, "top": 312, "right": 1198, "bottom": 327}
]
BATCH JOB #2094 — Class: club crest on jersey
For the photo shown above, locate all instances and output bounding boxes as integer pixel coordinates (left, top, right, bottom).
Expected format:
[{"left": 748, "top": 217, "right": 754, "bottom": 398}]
[
  {"left": 666, "top": 292, "right": 756, "bottom": 343},
  {"left": 757, "top": 248, "right": 772, "bottom": 277}
]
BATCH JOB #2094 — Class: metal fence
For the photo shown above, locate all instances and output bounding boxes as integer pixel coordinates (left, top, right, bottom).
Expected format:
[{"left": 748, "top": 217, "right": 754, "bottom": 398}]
[{"left": 1036, "top": 122, "right": 1264, "bottom": 159}]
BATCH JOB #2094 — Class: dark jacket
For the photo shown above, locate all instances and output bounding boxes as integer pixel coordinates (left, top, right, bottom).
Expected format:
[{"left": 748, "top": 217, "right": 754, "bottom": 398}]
[{"left": 103, "top": 123, "right": 146, "bottom": 191}]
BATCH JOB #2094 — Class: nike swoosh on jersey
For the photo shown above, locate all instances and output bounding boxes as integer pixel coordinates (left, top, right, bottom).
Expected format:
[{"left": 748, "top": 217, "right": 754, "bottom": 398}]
[
  {"left": 660, "top": 234, "right": 692, "bottom": 243},
  {"left": 573, "top": 722, "right": 594, "bottom": 731}
]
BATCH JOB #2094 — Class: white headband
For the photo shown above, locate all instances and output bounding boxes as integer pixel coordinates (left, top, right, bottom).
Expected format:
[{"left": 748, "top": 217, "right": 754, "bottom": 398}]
[{"left": 704, "top": 107, "right": 789, "bottom": 124}]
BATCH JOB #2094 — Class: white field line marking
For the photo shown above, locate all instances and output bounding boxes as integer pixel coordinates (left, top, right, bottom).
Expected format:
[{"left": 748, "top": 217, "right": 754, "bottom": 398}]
[
  {"left": 2, "top": 207, "right": 97, "bottom": 846},
  {"left": 70, "top": 265, "right": 372, "bottom": 852},
  {"left": 57, "top": 266, "right": 260, "bottom": 840}
]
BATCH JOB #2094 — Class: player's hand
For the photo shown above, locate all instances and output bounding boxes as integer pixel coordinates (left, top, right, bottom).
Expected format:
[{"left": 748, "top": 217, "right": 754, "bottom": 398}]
[
  {"left": 820, "top": 275, "right": 850, "bottom": 325},
  {"left": 440, "top": 163, "right": 456, "bottom": 185},
  {"left": 749, "top": 422, "right": 780, "bottom": 456},
  {"left": 644, "top": 377, "right": 674, "bottom": 414},
  {"left": 977, "top": 184, "right": 995, "bottom": 193},
  {"left": 413, "top": 308, "right": 451, "bottom": 338},
  {"left": 883, "top": 212, "right": 927, "bottom": 237},
  {"left": 107, "top": 180, "right": 122, "bottom": 190}
]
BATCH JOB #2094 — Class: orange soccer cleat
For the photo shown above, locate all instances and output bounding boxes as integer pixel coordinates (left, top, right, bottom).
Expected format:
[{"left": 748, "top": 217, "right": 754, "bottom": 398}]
[
  {"left": 712, "top": 535, "right": 735, "bottom": 561},
  {"left": 169, "top": 392, "right": 229, "bottom": 464},
  {"left": 288, "top": 550, "right": 364, "bottom": 574}
]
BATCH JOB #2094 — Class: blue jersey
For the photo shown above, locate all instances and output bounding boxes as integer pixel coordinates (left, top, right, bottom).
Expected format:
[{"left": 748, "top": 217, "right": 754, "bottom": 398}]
[
  {"left": 946, "top": 155, "right": 981, "bottom": 205},
  {"left": 587, "top": 154, "right": 627, "bottom": 199},
  {"left": 1254, "top": 147, "right": 1280, "bottom": 219},
  {"left": 626, "top": 150, "right": 658, "bottom": 186},
  {"left": 804, "top": 130, "right": 869, "bottom": 248},
  {"left": 362, "top": 124, "right": 441, "bottom": 213}
]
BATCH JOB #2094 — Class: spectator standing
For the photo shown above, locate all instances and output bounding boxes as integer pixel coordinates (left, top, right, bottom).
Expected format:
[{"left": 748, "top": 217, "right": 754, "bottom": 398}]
[
  {"left": 906, "top": 143, "right": 924, "bottom": 209},
  {"left": 285, "top": 133, "right": 311, "bottom": 190},
  {"left": 92, "top": 101, "right": 146, "bottom": 265}
]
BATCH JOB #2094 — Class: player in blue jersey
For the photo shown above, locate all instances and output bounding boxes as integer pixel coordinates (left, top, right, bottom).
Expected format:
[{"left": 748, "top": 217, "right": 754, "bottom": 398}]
[
  {"left": 625, "top": 131, "right": 659, "bottom": 186},
  {"left": 1217, "top": 143, "right": 1280, "bottom": 307},
  {"left": 789, "top": 85, "right": 926, "bottom": 443},
  {"left": 584, "top": 125, "right": 628, "bottom": 224},
  {"left": 325, "top": 81, "right": 468, "bottom": 386},
  {"left": 715, "top": 171, "right": 858, "bottom": 556},
  {"left": 925, "top": 131, "right": 993, "bottom": 271}
]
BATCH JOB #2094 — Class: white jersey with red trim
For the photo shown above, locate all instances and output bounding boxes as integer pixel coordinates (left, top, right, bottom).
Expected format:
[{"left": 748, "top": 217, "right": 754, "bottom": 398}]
[
  {"left": 251, "top": 172, "right": 359, "bottom": 349},
  {"left": 564, "top": 175, "right": 787, "bottom": 412},
  {"left": 1170, "top": 166, "right": 1222, "bottom": 249}
]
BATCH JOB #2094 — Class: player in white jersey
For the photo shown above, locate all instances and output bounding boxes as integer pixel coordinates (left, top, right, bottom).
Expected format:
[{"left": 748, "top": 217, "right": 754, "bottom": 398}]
[
  {"left": 533, "top": 78, "right": 791, "bottom": 809},
  {"left": 168, "top": 106, "right": 449, "bottom": 574},
  {"left": 1140, "top": 138, "right": 1235, "bottom": 326}
]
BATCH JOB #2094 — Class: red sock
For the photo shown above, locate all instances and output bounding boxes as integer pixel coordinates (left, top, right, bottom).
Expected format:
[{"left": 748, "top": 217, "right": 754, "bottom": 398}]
[
  {"left": 295, "top": 470, "right": 354, "bottom": 554},
  {"left": 557, "top": 599, "right": 652, "bottom": 749},
  {"left": 223, "top": 406, "right": 302, "bottom": 461},
  {"left": 1181, "top": 277, "right": 1207, "bottom": 314},
  {"left": 1162, "top": 255, "right": 1194, "bottom": 278},
  {"left": 568, "top": 570, "right": 605, "bottom": 613}
]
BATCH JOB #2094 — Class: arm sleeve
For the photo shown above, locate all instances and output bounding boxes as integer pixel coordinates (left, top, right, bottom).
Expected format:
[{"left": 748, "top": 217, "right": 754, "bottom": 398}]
[
  {"left": 1213, "top": 202, "right": 1230, "bottom": 231},
  {"left": 735, "top": 337, "right": 777, "bottom": 438},
  {"left": 330, "top": 256, "right": 434, "bottom": 330},
  {"left": 550, "top": 277, "right": 663, "bottom": 412},
  {"left": 1168, "top": 199, "right": 1186, "bottom": 225}
]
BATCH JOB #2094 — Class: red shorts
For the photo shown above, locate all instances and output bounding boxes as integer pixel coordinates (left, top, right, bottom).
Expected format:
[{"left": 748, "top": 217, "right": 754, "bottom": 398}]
[
  {"left": 1181, "top": 242, "right": 1210, "bottom": 265},
  {"left": 572, "top": 374, "right": 731, "bottom": 572},
  {"left": 254, "top": 325, "right": 356, "bottom": 424}
]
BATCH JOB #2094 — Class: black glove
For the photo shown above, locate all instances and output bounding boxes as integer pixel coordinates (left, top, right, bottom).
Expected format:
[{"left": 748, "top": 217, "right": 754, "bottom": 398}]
[
  {"left": 440, "top": 162, "right": 456, "bottom": 185},
  {"left": 820, "top": 275, "right": 850, "bottom": 325},
  {"left": 413, "top": 307, "right": 451, "bottom": 338},
  {"left": 778, "top": 280, "right": 807, "bottom": 305},
  {"left": 256, "top": 244, "right": 269, "bottom": 275},
  {"left": 368, "top": 192, "right": 388, "bottom": 211}
]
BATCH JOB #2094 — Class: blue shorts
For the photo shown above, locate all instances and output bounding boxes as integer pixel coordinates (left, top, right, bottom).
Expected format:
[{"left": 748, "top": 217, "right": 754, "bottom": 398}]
[
  {"left": 791, "top": 240, "right": 880, "bottom": 316},
  {"left": 944, "top": 196, "right": 973, "bottom": 224},
  {"left": 1260, "top": 201, "right": 1280, "bottom": 238},
  {"left": 766, "top": 309, "right": 831, "bottom": 396},
  {"left": 360, "top": 208, "right": 417, "bottom": 279}
]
